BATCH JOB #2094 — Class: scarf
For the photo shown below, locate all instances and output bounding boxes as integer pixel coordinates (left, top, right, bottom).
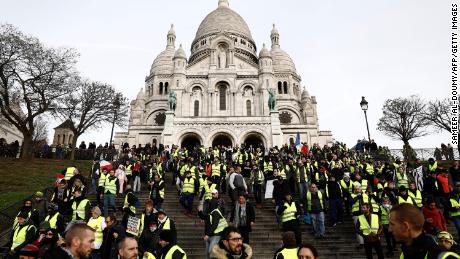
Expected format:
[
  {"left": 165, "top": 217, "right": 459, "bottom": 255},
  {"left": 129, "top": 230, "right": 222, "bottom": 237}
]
[{"left": 234, "top": 203, "right": 247, "bottom": 227}]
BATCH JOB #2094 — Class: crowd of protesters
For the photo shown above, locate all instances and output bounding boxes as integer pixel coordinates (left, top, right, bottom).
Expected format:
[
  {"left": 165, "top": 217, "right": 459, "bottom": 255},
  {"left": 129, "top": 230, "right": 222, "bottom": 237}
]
[{"left": 6, "top": 139, "right": 460, "bottom": 259}]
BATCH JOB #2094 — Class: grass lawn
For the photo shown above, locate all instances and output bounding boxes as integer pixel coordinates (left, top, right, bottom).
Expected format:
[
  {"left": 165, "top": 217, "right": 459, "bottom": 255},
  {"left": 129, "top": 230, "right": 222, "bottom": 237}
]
[{"left": 0, "top": 158, "right": 92, "bottom": 210}]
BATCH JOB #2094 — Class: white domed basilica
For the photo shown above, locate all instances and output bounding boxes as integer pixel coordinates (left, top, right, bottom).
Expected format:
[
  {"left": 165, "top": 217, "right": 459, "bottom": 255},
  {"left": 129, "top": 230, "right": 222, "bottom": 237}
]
[{"left": 115, "top": 0, "right": 332, "bottom": 148}]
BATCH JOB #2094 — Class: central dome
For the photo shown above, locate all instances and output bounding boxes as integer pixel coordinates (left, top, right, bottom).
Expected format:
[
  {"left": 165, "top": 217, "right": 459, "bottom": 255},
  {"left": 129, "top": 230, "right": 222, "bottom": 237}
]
[{"left": 194, "top": 0, "right": 253, "bottom": 43}]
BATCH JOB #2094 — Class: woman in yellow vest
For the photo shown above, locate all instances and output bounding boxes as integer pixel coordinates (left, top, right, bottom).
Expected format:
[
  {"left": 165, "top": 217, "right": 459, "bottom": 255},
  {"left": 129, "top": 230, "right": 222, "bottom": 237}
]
[
  {"left": 10, "top": 212, "right": 36, "bottom": 255},
  {"left": 87, "top": 206, "right": 106, "bottom": 257},
  {"left": 274, "top": 231, "right": 298, "bottom": 259}
]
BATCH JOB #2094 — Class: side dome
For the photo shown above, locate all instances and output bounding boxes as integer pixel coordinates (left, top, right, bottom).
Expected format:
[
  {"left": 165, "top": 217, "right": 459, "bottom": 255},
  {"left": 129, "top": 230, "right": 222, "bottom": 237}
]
[
  {"left": 150, "top": 48, "right": 175, "bottom": 75},
  {"left": 259, "top": 44, "right": 271, "bottom": 58},
  {"left": 174, "top": 44, "right": 187, "bottom": 59},
  {"left": 194, "top": 1, "right": 254, "bottom": 43},
  {"left": 271, "top": 48, "right": 297, "bottom": 72}
]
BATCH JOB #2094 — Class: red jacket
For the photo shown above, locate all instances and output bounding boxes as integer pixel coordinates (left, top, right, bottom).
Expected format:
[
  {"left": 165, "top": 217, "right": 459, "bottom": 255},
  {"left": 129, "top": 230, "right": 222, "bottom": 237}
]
[{"left": 422, "top": 206, "right": 447, "bottom": 233}]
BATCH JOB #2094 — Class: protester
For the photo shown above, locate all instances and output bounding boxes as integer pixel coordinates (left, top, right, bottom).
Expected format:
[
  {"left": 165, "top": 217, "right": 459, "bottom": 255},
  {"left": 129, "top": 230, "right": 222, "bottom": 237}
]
[
  {"left": 274, "top": 231, "right": 298, "bottom": 259},
  {"left": 297, "top": 243, "right": 319, "bottom": 259},
  {"left": 230, "top": 193, "right": 255, "bottom": 244},
  {"left": 118, "top": 237, "right": 139, "bottom": 259},
  {"left": 210, "top": 226, "right": 252, "bottom": 259},
  {"left": 43, "top": 222, "right": 95, "bottom": 259},
  {"left": 355, "top": 203, "right": 384, "bottom": 259}
]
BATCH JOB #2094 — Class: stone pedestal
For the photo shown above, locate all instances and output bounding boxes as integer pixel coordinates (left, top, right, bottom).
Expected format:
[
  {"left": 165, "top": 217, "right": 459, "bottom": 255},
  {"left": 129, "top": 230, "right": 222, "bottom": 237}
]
[
  {"left": 161, "top": 111, "right": 175, "bottom": 146},
  {"left": 270, "top": 111, "right": 283, "bottom": 147}
]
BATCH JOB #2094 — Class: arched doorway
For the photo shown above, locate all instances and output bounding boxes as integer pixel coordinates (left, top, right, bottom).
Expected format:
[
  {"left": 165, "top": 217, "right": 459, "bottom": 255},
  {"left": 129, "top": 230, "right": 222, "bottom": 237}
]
[
  {"left": 244, "top": 134, "right": 264, "bottom": 149},
  {"left": 212, "top": 134, "right": 233, "bottom": 147},
  {"left": 181, "top": 134, "right": 201, "bottom": 151}
]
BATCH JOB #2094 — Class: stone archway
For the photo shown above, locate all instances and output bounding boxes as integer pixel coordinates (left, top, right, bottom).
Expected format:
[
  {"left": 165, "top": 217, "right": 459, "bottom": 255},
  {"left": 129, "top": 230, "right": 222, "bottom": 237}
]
[
  {"left": 212, "top": 133, "right": 233, "bottom": 147},
  {"left": 243, "top": 133, "right": 265, "bottom": 149},
  {"left": 181, "top": 133, "right": 202, "bottom": 151}
]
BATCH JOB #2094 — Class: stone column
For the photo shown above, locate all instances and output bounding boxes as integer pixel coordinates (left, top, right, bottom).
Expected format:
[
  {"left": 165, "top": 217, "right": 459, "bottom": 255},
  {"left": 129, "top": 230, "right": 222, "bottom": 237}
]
[
  {"left": 161, "top": 111, "right": 175, "bottom": 147},
  {"left": 270, "top": 110, "right": 284, "bottom": 147}
]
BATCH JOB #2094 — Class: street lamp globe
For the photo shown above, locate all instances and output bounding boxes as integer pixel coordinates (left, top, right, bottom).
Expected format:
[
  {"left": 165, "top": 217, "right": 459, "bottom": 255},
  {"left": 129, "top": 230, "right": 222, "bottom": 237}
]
[{"left": 360, "top": 96, "right": 368, "bottom": 111}]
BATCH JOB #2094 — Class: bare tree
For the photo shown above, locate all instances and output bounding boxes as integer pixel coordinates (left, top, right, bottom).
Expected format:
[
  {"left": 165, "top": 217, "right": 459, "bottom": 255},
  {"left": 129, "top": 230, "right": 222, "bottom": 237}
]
[
  {"left": 54, "top": 77, "right": 128, "bottom": 160},
  {"left": 32, "top": 115, "right": 49, "bottom": 143},
  {"left": 0, "top": 24, "right": 77, "bottom": 158},
  {"left": 425, "top": 98, "right": 451, "bottom": 132},
  {"left": 377, "top": 95, "right": 431, "bottom": 160}
]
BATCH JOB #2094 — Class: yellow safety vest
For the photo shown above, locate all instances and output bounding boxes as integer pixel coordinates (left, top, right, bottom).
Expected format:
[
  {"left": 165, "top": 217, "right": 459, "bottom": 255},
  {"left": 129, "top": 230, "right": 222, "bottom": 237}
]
[
  {"left": 281, "top": 202, "right": 297, "bottom": 223},
  {"left": 451, "top": 198, "right": 460, "bottom": 217},
  {"left": 203, "top": 183, "right": 217, "bottom": 201},
  {"left": 125, "top": 165, "right": 132, "bottom": 176},
  {"left": 182, "top": 178, "right": 195, "bottom": 194},
  {"left": 351, "top": 193, "right": 369, "bottom": 213},
  {"left": 161, "top": 217, "right": 172, "bottom": 231},
  {"left": 11, "top": 224, "right": 35, "bottom": 251},
  {"left": 276, "top": 248, "right": 298, "bottom": 259},
  {"left": 396, "top": 173, "right": 409, "bottom": 188},
  {"left": 72, "top": 199, "right": 89, "bottom": 220},
  {"left": 64, "top": 167, "right": 76, "bottom": 180},
  {"left": 104, "top": 177, "right": 117, "bottom": 194},
  {"left": 279, "top": 169, "right": 286, "bottom": 179},
  {"left": 212, "top": 164, "right": 221, "bottom": 177},
  {"left": 358, "top": 214, "right": 379, "bottom": 236},
  {"left": 159, "top": 180, "right": 165, "bottom": 199},
  {"left": 45, "top": 213, "right": 59, "bottom": 229},
  {"left": 307, "top": 191, "right": 324, "bottom": 211},
  {"left": 408, "top": 190, "right": 422, "bottom": 208},
  {"left": 398, "top": 196, "right": 415, "bottom": 205},
  {"left": 164, "top": 245, "right": 186, "bottom": 259},
  {"left": 428, "top": 162, "right": 438, "bottom": 173},
  {"left": 366, "top": 164, "right": 374, "bottom": 175},
  {"left": 340, "top": 179, "right": 354, "bottom": 193},
  {"left": 353, "top": 180, "right": 368, "bottom": 191},
  {"left": 210, "top": 209, "right": 228, "bottom": 234},
  {"left": 264, "top": 161, "right": 273, "bottom": 172},
  {"left": 380, "top": 205, "right": 390, "bottom": 225},
  {"left": 87, "top": 216, "right": 104, "bottom": 245},
  {"left": 123, "top": 194, "right": 136, "bottom": 214},
  {"left": 144, "top": 251, "right": 157, "bottom": 259},
  {"left": 98, "top": 173, "right": 107, "bottom": 187},
  {"left": 315, "top": 172, "right": 329, "bottom": 182}
]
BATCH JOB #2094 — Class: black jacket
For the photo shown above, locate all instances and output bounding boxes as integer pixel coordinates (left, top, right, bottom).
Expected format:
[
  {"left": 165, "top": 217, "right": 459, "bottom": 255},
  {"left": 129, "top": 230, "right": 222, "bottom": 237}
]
[
  {"left": 230, "top": 201, "right": 256, "bottom": 231},
  {"left": 400, "top": 232, "right": 447, "bottom": 259},
  {"left": 158, "top": 243, "right": 186, "bottom": 259}
]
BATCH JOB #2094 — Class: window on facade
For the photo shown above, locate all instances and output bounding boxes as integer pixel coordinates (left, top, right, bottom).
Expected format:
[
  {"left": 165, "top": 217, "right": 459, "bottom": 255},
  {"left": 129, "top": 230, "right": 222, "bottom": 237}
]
[
  {"left": 164, "top": 82, "right": 169, "bottom": 94},
  {"left": 194, "top": 100, "right": 199, "bottom": 117},
  {"left": 283, "top": 81, "right": 288, "bottom": 94},
  {"left": 246, "top": 100, "right": 251, "bottom": 116},
  {"left": 219, "top": 85, "right": 227, "bottom": 110},
  {"left": 63, "top": 134, "right": 66, "bottom": 144},
  {"left": 159, "top": 82, "right": 163, "bottom": 95},
  {"left": 278, "top": 82, "right": 282, "bottom": 94},
  {"left": 57, "top": 135, "right": 60, "bottom": 144}
]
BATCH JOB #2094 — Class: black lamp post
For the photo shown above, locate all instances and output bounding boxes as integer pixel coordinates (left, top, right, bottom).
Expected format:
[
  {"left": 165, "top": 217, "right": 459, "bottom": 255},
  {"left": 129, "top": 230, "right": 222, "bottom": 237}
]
[
  {"left": 360, "top": 96, "right": 371, "bottom": 141},
  {"left": 109, "top": 94, "right": 121, "bottom": 147}
]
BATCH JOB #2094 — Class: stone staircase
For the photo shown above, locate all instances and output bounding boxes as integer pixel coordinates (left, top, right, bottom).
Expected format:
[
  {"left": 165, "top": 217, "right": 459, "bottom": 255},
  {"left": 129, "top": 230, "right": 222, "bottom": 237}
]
[{"left": 81, "top": 175, "right": 460, "bottom": 259}]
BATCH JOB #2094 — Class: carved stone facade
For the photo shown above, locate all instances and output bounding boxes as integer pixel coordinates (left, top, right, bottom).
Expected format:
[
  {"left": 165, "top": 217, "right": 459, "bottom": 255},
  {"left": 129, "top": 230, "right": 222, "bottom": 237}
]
[{"left": 115, "top": 0, "right": 332, "bottom": 148}]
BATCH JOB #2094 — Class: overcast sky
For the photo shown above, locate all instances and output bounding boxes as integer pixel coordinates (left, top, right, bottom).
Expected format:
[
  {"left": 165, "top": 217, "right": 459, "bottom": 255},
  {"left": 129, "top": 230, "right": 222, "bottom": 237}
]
[{"left": 2, "top": 0, "right": 452, "bottom": 149}]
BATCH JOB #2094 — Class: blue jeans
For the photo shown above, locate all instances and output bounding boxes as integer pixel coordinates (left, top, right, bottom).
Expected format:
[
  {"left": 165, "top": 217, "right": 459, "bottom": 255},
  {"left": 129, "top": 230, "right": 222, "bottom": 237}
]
[
  {"left": 206, "top": 235, "right": 220, "bottom": 259},
  {"left": 311, "top": 212, "right": 325, "bottom": 236},
  {"left": 103, "top": 193, "right": 116, "bottom": 216},
  {"left": 298, "top": 182, "right": 308, "bottom": 202}
]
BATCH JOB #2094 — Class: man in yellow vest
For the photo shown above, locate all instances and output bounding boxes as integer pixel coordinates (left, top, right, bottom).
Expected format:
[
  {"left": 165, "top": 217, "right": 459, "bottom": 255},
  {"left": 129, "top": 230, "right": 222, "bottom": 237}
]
[
  {"left": 150, "top": 174, "right": 165, "bottom": 211},
  {"left": 397, "top": 186, "right": 416, "bottom": 205},
  {"left": 203, "top": 204, "right": 228, "bottom": 259},
  {"left": 97, "top": 168, "right": 108, "bottom": 206},
  {"left": 277, "top": 193, "right": 302, "bottom": 245},
  {"left": 274, "top": 231, "right": 298, "bottom": 259},
  {"left": 408, "top": 182, "right": 423, "bottom": 208},
  {"left": 103, "top": 169, "right": 119, "bottom": 216},
  {"left": 158, "top": 230, "right": 187, "bottom": 259},
  {"left": 341, "top": 173, "right": 354, "bottom": 216},
  {"left": 9, "top": 212, "right": 36, "bottom": 256},
  {"left": 44, "top": 203, "right": 65, "bottom": 235},
  {"left": 428, "top": 158, "right": 438, "bottom": 174},
  {"left": 180, "top": 171, "right": 198, "bottom": 217},
  {"left": 157, "top": 210, "right": 177, "bottom": 244},
  {"left": 122, "top": 185, "right": 138, "bottom": 227},
  {"left": 71, "top": 189, "right": 90, "bottom": 221},
  {"left": 355, "top": 203, "right": 384, "bottom": 259},
  {"left": 306, "top": 183, "right": 327, "bottom": 237}
]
